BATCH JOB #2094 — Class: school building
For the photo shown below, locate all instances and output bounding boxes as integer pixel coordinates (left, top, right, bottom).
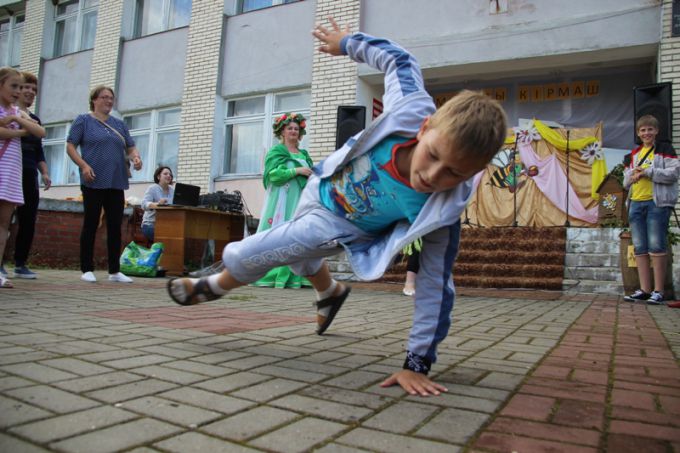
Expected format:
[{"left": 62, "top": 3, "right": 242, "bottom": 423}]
[{"left": 3, "top": 0, "right": 677, "bottom": 216}]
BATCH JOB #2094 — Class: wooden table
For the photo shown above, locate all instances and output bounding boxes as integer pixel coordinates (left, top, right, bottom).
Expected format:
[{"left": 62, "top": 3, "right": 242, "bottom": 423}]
[{"left": 155, "top": 206, "right": 245, "bottom": 276}]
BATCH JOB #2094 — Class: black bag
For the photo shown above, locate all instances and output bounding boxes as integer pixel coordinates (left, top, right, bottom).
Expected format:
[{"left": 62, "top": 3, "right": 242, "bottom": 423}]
[{"left": 199, "top": 190, "right": 244, "bottom": 214}]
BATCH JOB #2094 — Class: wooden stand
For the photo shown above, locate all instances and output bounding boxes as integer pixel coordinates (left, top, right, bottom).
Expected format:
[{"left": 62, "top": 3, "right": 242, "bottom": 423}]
[{"left": 155, "top": 207, "right": 244, "bottom": 276}]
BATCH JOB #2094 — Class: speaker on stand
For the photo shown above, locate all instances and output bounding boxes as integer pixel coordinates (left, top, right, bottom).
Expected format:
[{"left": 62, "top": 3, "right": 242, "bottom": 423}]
[
  {"left": 336, "top": 106, "right": 366, "bottom": 149},
  {"left": 633, "top": 82, "right": 672, "bottom": 144}
]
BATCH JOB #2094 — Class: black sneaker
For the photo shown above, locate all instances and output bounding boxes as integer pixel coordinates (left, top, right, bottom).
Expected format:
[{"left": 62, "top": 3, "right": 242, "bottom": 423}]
[
  {"left": 646, "top": 291, "right": 665, "bottom": 305},
  {"left": 624, "top": 289, "right": 650, "bottom": 302}
]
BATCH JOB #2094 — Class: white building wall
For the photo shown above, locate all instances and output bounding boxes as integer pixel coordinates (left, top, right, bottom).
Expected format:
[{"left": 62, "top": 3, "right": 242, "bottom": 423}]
[
  {"left": 14, "top": 0, "right": 674, "bottom": 218},
  {"left": 659, "top": 0, "right": 680, "bottom": 224},
  {"left": 360, "top": 0, "right": 660, "bottom": 82},
  {"left": 20, "top": 0, "right": 45, "bottom": 80},
  {"left": 176, "top": 0, "right": 224, "bottom": 190},
  {"left": 309, "top": 0, "right": 360, "bottom": 163},
  {"left": 220, "top": 1, "right": 314, "bottom": 97},
  {"left": 89, "top": 0, "right": 124, "bottom": 90},
  {"left": 117, "top": 28, "right": 188, "bottom": 112}
]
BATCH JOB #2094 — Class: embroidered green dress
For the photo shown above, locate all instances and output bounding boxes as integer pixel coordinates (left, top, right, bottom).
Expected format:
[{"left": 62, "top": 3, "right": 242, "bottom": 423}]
[{"left": 252, "top": 143, "right": 314, "bottom": 288}]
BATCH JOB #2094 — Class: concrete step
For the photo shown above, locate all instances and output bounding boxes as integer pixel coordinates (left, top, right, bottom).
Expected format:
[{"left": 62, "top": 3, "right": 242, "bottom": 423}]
[
  {"left": 563, "top": 278, "right": 623, "bottom": 294},
  {"left": 566, "top": 241, "right": 620, "bottom": 255},
  {"left": 565, "top": 253, "right": 620, "bottom": 267},
  {"left": 567, "top": 227, "right": 623, "bottom": 242},
  {"left": 564, "top": 266, "right": 620, "bottom": 282}
]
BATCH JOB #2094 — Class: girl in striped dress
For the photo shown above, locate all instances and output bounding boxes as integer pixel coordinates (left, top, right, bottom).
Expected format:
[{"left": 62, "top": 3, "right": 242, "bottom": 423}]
[{"left": 0, "top": 67, "right": 45, "bottom": 288}]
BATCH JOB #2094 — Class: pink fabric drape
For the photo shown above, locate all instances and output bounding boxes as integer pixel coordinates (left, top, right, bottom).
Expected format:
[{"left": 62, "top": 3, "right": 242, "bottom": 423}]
[{"left": 517, "top": 142, "right": 597, "bottom": 223}]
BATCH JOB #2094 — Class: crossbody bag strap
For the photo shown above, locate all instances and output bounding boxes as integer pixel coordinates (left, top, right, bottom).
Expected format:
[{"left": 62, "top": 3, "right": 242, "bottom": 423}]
[
  {"left": 91, "top": 114, "right": 132, "bottom": 177},
  {"left": 635, "top": 145, "right": 655, "bottom": 168},
  {"left": 91, "top": 114, "right": 127, "bottom": 147}
]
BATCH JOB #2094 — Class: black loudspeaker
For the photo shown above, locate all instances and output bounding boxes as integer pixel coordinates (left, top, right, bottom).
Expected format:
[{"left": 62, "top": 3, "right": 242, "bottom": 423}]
[
  {"left": 634, "top": 82, "right": 672, "bottom": 144},
  {"left": 336, "top": 106, "right": 366, "bottom": 149}
]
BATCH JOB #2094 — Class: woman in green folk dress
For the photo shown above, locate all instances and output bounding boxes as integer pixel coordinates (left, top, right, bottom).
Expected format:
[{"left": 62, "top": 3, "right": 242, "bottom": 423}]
[{"left": 252, "top": 112, "right": 314, "bottom": 288}]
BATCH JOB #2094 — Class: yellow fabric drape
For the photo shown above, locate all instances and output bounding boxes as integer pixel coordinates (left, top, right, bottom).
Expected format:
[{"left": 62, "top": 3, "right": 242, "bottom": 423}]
[
  {"left": 505, "top": 120, "right": 607, "bottom": 200},
  {"left": 591, "top": 159, "right": 608, "bottom": 200},
  {"left": 470, "top": 123, "right": 602, "bottom": 227},
  {"left": 533, "top": 119, "right": 598, "bottom": 151}
]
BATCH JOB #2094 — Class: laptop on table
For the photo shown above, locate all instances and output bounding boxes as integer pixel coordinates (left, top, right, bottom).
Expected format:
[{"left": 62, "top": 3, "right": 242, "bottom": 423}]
[{"left": 169, "top": 182, "right": 201, "bottom": 207}]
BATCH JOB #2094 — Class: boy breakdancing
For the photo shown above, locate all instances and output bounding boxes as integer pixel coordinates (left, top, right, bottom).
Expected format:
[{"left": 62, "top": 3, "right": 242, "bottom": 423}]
[{"left": 168, "top": 18, "right": 507, "bottom": 396}]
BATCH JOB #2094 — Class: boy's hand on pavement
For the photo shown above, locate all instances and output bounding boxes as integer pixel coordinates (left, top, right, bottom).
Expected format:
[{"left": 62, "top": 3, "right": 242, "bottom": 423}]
[
  {"left": 380, "top": 370, "right": 448, "bottom": 396},
  {"left": 312, "top": 16, "right": 350, "bottom": 56}
]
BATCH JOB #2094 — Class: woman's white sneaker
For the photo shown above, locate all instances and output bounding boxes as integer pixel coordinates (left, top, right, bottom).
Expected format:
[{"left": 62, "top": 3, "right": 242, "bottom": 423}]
[
  {"left": 108, "top": 272, "right": 133, "bottom": 283},
  {"left": 81, "top": 272, "right": 97, "bottom": 283}
]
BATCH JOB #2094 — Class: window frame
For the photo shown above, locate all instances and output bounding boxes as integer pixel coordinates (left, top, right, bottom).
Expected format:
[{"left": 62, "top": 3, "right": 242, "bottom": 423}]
[
  {"left": 238, "top": 0, "right": 301, "bottom": 14},
  {"left": 53, "top": 0, "right": 98, "bottom": 58},
  {"left": 0, "top": 11, "right": 24, "bottom": 67},
  {"left": 132, "top": 0, "right": 192, "bottom": 39},
  {"left": 123, "top": 106, "right": 182, "bottom": 182},
  {"left": 222, "top": 90, "right": 310, "bottom": 176},
  {"left": 43, "top": 122, "right": 81, "bottom": 186}
]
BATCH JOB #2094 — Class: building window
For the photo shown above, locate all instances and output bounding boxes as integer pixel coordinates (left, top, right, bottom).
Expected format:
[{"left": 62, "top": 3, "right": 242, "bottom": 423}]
[
  {"left": 44, "top": 124, "right": 80, "bottom": 186},
  {"left": 0, "top": 13, "right": 24, "bottom": 67},
  {"left": 124, "top": 107, "right": 181, "bottom": 182},
  {"left": 133, "top": 0, "right": 191, "bottom": 38},
  {"left": 223, "top": 90, "right": 310, "bottom": 175},
  {"left": 53, "top": 0, "right": 98, "bottom": 57},
  {"left": 239, "top": 0, "right": 301, "bottom": 13}
]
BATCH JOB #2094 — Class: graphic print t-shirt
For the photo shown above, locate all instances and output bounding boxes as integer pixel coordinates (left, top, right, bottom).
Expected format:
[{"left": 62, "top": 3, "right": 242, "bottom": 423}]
[{"left": 319, "top": 135, "right": 430, "bottom": 233}]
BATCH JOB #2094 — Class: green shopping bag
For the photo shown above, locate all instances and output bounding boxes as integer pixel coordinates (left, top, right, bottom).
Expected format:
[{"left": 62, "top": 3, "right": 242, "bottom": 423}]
[{"left": 120, "top": 242, "right": 164, "bottom": 277}]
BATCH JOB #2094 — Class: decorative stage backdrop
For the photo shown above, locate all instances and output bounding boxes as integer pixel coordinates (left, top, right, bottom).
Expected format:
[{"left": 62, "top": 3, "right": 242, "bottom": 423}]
[{"left": 467, "top": 119, "right": 607, "bottom": 227}]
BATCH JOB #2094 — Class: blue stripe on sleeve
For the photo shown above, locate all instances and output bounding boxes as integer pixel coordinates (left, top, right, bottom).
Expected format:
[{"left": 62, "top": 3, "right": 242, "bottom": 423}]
[
  {"left": 425, "top": 221, "right": 460, "bottom": 362},
  {"left": 351, "top": 34, "right": 419, "bottom": 97}
]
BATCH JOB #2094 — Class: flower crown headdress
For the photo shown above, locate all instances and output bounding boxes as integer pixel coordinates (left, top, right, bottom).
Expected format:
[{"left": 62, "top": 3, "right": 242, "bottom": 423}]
[{"left": 273, "top": 112, "right": 306, "bottom": 139}]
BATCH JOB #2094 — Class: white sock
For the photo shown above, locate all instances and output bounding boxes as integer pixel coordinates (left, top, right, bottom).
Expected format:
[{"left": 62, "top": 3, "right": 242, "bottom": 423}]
[
  {"left": 315, "top": 279, "right": 338, "bottom": 301},
  {"left": 207, "top": 274, "right": 229, "bottom": 295},
  {"left": 315, "top": 280, "right": 338, "bottom": 317}
]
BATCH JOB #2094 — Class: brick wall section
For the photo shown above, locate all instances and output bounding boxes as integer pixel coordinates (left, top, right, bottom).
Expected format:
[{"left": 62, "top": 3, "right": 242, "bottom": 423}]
[
  {"left": 3, "top": 210, "right": 206, "bottom": 271},
  {"left": 3, "top": 211, "right": 136, "bottom": 269},
  {"left": 89, "top": 0, "right": 125, "bottom": 89},
  {"left": 176, "top": 0, "right": 224, "bottom": 190},
  {"left": 660, "top": 0, "right": 680, "bottom": 225},
  {"left": 20, "top": 0, "right": 45, "bottom": 78},
  {"left": 308, "top": 0, "right": 361, "bottom": 162}
]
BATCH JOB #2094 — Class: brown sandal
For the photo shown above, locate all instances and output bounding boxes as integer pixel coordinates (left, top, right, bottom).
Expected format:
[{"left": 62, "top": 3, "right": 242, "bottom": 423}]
[
  {"left": 316, "top": 285, "right": 351, "bottom": 335},
  {"left": 167, "top": 277, "right": 222, "bottom": 306}
]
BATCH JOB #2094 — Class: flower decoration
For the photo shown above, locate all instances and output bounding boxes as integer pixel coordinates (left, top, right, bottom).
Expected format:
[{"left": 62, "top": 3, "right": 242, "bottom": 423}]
[
  {"left": 512, "top": 125, "right": 541, "bottom": 145},
  {"left": 601, "top": 193, "right": 617, "bottom": 211},
  {"left": 273, "top": 112, "right": 306, "bottom": 138},
  {"left": 579, "top": 141, "right": 603, "bottom": 166}
]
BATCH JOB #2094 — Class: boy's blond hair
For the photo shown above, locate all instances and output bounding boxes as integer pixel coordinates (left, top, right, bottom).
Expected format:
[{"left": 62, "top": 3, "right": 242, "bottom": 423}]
[
  {"left": 636, "top": 114, "right": 659, "bottom": 131},
  {"left": 429, "top": 90, "right": 507, "bottom": 161},
  {"left": 21, "top": 71, "right": 38, "bottom": 86}
]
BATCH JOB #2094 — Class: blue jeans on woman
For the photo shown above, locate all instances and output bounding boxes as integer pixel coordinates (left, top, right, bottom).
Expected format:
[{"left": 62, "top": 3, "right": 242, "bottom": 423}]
[
  {"left": 141, "top": 223, "right": 155, "bottom": 243},
  {"left": 628, "top": 200, "right": 671, "bottom": 256}
]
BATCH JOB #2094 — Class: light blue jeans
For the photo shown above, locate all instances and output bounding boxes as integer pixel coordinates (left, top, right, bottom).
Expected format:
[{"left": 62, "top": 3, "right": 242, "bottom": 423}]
[
  {"left": 628, "top": 200, "right": 671, "bottom": 256},
  {"left": 141, "top": 223, "right": 155, "bottom": 243},
  {"left": 222, "top": 205, "right": 374, "bottom": 284}
]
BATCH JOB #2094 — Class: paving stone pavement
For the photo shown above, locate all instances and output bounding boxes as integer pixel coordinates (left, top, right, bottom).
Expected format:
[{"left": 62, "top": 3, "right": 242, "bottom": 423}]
[{"left": 0, "top": 270, "right": 678, "bottom": 452}]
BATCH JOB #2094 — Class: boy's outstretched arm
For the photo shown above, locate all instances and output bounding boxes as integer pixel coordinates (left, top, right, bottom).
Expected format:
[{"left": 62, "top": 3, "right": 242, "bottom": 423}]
[
  {"left": 380, "top": 370, "right": 448, "bottom": 397},
  {"left": 312, "top": 16, "right": 350, "bottom": 56}
]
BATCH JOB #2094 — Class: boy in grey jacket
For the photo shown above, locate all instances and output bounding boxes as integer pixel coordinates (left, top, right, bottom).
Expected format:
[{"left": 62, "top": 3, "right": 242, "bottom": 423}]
[
  {"left": 623, "top": 114, "right": 679, "bottom": 304},
  {"left": 168, "top": 18, "right": 507, "bottom": 396}
]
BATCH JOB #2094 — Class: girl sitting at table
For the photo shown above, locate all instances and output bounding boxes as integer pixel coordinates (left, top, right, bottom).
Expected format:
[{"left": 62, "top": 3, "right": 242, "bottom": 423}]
[{"left": 141, "top": 166, "right": 174, "bottom": 242}]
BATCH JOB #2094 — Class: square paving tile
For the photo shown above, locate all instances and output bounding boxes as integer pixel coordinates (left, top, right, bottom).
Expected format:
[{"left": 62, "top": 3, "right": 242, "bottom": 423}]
[{"left": 88, "top": 306, "right": 315, "bottom": 334}]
